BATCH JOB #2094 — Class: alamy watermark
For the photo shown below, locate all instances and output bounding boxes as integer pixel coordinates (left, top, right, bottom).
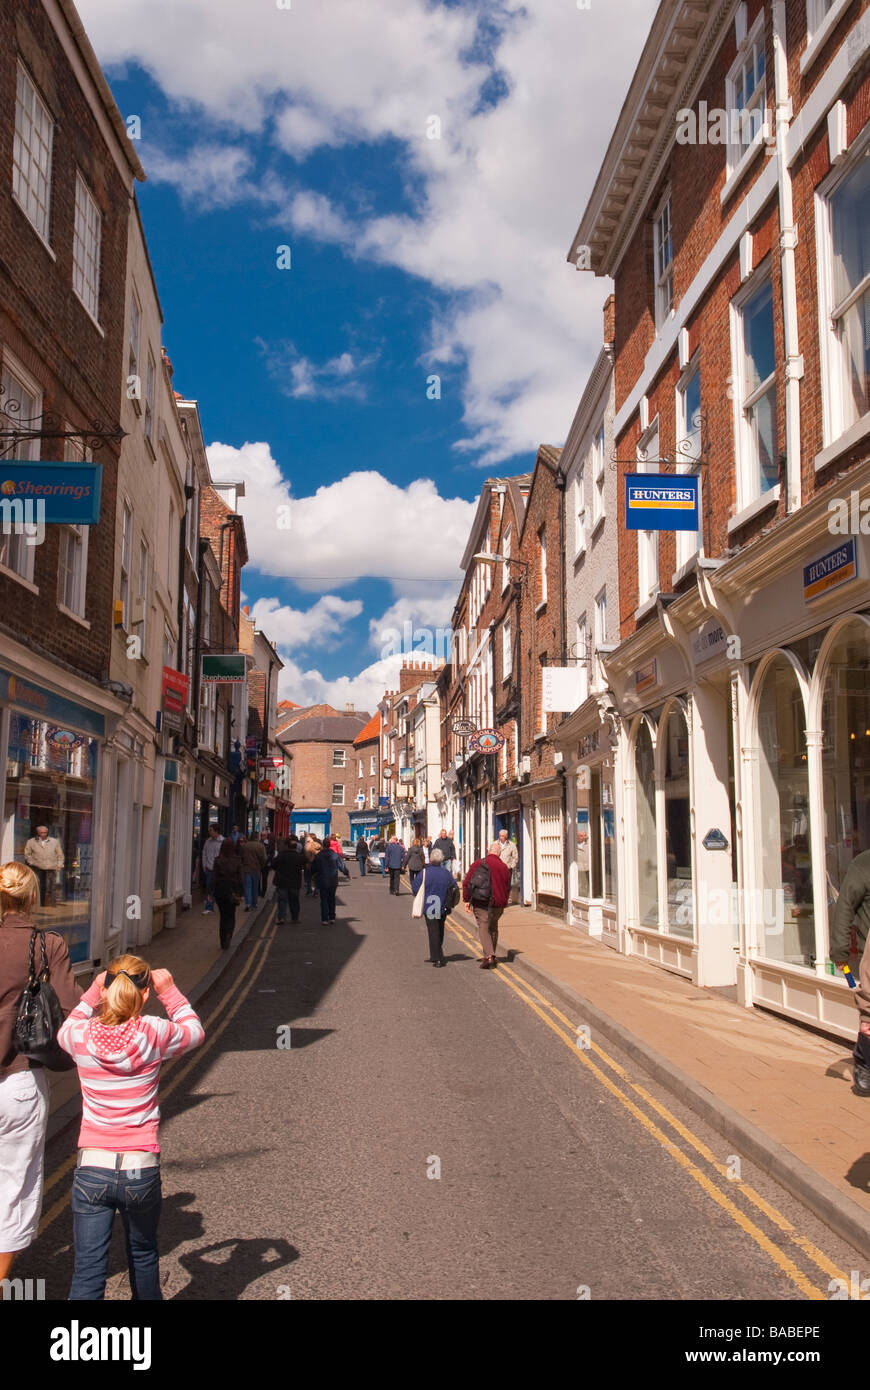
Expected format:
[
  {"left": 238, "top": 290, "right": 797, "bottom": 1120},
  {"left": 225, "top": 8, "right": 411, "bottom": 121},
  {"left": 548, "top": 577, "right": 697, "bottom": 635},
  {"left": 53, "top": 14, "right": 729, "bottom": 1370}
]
[{"left": 0, "top": 497, "right": 45, "bottom": 547}]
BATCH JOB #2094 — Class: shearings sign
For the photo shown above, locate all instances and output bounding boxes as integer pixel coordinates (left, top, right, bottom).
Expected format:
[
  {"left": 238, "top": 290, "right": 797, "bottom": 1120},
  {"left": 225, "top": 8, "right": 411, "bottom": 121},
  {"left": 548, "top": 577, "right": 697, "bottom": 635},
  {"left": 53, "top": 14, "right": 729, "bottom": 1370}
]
[
  {"left": 625, "top": 474, "right": 699, "bottom": 531},
  {"left": 0, "top": 462, "right": 102, "bottom": 523}
]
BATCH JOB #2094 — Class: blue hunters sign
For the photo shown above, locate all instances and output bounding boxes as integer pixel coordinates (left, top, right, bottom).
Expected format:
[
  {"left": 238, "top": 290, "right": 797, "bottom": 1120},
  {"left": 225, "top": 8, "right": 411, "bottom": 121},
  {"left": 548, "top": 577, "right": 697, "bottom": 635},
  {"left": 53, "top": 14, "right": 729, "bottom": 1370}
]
[
  {"left": 0, "top": 462, "right": 102, "bottom": 523},
  {"left": 625, "top": 474, "right": 699, "bottom": 531},
  {"left": 803, "top": 538, "right": 857, "bottom": 602}
]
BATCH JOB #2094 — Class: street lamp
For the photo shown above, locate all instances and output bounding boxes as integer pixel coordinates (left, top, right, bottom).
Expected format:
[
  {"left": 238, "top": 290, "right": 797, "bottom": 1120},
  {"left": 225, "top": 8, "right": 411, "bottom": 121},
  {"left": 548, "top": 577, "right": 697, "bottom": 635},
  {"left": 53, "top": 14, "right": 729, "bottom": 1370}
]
[{"left": 472, "top": 551, "right": 529, "bottom": 574}]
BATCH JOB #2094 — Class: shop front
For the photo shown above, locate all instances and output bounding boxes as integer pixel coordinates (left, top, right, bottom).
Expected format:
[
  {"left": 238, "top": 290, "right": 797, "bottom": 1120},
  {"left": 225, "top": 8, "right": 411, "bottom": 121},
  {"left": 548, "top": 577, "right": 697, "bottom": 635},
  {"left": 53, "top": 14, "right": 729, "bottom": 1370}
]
[
  {"left": 291, "top": 807, "right": 331, "bottom": 841},
  {"left": 493, "top": 797, "right": 522, "bottom": 904},
  {"left": 0, "top": 666, "right": 105, "bottom": 965},
  {"left": 555, "top": 710, "right": 619, "bottom": 946},
  {"left": 521, "top": 776, "right": 566, "bottom": 914}
]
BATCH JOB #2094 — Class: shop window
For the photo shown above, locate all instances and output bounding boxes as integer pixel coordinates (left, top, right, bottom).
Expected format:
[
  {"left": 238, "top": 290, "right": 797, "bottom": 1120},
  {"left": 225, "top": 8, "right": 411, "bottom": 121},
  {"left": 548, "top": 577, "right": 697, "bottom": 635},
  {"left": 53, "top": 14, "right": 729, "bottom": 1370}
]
[
  {"left": 664, "top": 706, "right": 693, "bottom": 936},
  {"left": 3, "top": 713, "right": 97, "bottom": 962},
  {"left": 755, "top": 655, "right": 815, "bottom": 967},
  {"left": 821, "top": 621, "right": 870, "bottom": 926},
  {"left": 634, "top": 720, "right": 659, "bottom": 927},
  {"left": 576, "top": 769, "right": 590, "bottom": 898}
]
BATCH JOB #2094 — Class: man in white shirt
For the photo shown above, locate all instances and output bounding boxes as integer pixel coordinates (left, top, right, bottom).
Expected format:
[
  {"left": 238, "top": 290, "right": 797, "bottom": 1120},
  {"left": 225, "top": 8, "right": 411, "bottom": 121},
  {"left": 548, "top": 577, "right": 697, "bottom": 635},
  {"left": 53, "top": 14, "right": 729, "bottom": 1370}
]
[
  {"left": 497, "top": 828, "right": 518, "bottom": 872},
  {"left": 24, "top": 825, "right": 64, "bottom": 907},
  {"left": 201, "top": 825, "right": 224, "bottom": 914}
]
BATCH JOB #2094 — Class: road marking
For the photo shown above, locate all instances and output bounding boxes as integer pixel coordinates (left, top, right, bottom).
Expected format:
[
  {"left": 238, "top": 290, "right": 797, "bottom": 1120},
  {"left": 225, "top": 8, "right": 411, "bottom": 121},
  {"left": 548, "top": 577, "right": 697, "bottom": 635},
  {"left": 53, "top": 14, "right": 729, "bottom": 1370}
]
[
  {"left": 37, "top": 913, "right": 277, "bottom": 1236},
  {"left": 447, "top": 911, "right": 837, "bottom": 1297}
]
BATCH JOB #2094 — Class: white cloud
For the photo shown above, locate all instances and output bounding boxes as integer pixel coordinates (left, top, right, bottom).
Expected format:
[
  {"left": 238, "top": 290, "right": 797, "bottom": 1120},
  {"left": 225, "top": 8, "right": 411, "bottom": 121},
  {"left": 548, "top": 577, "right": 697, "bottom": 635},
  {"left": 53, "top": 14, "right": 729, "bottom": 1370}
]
[
  {"left": 206, "top": 441, "right": 476, "bottom": 586},
  {"left": 257, "top": 340, "right": 377, "bottom": 401},
  {"left": 275, "top": 650, "right": 406, "bottom": 716},
  {"left": 249, "top": 594, "right": 362, "bottom": 649},
  {"left": 80, "top": 0, "right": 658, "bottom": 464}
]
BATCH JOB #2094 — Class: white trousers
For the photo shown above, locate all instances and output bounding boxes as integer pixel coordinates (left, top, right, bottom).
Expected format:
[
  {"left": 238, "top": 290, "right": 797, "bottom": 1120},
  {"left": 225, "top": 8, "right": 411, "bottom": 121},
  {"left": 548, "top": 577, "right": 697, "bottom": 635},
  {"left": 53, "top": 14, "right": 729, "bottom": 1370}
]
[{"left": 0, "top": 1068, "right": 50, "bottom": 1251}]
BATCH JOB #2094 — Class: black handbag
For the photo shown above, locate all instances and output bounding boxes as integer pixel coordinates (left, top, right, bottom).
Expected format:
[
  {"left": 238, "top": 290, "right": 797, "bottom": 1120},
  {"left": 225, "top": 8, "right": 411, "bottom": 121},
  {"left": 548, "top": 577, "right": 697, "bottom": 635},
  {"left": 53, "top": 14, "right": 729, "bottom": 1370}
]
[{"left": 13, "top": 929, "right": 76, "bottom": 1071}]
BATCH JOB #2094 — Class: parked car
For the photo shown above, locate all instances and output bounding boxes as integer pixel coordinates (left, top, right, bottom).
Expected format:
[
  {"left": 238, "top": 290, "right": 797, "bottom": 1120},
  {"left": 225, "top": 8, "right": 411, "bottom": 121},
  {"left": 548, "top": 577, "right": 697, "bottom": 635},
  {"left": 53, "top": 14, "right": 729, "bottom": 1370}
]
[
  {"left": 367, "top": 850, "right": 383, "bottom": 874},
  {"left": 338, "top": 839, "right": 355, "bottom": 860}
]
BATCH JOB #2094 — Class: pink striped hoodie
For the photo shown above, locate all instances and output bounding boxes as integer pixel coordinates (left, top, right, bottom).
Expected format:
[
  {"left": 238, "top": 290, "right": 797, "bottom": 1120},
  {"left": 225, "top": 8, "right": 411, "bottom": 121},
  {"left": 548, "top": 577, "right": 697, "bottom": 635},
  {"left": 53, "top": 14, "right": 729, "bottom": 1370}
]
[{"left": 58, "top": 978, "right": 204, "bottom": 1152}]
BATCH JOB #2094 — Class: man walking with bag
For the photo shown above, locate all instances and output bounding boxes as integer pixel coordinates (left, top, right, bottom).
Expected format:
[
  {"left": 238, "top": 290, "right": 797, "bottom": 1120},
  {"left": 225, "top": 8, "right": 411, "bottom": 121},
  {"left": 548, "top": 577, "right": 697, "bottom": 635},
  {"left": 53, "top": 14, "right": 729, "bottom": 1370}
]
[
  {"left": 384, "top": 837, "right": 405, "bottom": 896},
  {"left": 462, "top": 841, "right": 511, "bottom": 969}
]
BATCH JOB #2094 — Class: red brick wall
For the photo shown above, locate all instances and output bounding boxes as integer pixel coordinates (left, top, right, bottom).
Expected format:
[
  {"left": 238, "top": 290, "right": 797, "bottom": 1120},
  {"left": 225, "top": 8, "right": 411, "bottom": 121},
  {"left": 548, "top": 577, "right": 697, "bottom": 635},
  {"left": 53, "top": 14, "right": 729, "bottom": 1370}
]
[{"left": 517, "top": 458, "right": 564, "bottom": 786}]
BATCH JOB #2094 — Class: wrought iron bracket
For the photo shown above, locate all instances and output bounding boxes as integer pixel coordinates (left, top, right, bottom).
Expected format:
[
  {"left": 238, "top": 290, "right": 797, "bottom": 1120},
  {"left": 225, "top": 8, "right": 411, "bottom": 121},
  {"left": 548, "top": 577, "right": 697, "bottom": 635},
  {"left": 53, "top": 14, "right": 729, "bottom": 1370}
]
[
  {"left": 607, "top": 407, "right": 711, "bottom": 474},
  {"left": 0, "top": 384, "right": 126, "bottom": 459}
]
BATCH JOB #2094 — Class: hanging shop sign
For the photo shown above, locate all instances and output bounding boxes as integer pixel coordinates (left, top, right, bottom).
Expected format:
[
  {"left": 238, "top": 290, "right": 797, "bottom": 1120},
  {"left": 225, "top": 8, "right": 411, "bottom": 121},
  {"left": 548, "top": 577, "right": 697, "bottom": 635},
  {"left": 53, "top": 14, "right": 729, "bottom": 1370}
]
[
  {"left": 201, "top": 654, "right": 247, "bottom": 683},
  {"left": 542, "top": 666, "right": 583, "bottom": 713},
  {"left": 46, "top": 726, "right": 84, "bottom": 749},
  {"left": 803, "top": 538, "right": 858, "bottom": 603},
  {"left": 162, "top": 666, "right": 189, "bottom": 714},
  {"left": 452, "top": 716, "right": 477, "bottom": 737},
  {"left": 0, "top": 462, "right": 102, "bottom": 524},
  {"left": 258, "top": 756, "right": 283, "bottom": 770},
  {"left": 634, "top": 659, "right": 658, "bottom": 695},
  {"left": 398, "top": 767, "right": 415, "bottom": 783},
  {"left": 625, "top": 474, "right": 699, "bottom": 531},
  {"left": 467, "top": 727, "right": 505, "bottom": 753}
]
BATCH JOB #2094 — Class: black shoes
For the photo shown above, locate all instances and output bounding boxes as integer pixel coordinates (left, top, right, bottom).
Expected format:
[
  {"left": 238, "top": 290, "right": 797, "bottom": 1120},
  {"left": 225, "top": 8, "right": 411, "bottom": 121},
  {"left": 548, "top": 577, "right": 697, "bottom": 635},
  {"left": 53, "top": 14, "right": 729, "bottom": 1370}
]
[
  {"left": 853, "top": 1058, "right": 870, "bottom": 1096},
  {"left": 433, "top": 959, "right": 445, "bottom": 968}
]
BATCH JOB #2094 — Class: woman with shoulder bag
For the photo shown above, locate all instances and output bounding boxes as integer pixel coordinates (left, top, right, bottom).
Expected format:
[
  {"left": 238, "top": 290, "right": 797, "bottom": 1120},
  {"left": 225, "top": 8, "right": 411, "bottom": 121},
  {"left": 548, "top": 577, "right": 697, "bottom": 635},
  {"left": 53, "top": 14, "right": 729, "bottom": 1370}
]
[
  {"left": 0, "top": 862, "right": 80, "bottom": 1291},
  {"left": 412, "top": 849, "right": 458, "bottom": 968},
  {"left": 58, "top": 955, "right": 204, "bottom": 1300},
  {"left": 213, "top": 838, "right": 244, "bottom": 950}
]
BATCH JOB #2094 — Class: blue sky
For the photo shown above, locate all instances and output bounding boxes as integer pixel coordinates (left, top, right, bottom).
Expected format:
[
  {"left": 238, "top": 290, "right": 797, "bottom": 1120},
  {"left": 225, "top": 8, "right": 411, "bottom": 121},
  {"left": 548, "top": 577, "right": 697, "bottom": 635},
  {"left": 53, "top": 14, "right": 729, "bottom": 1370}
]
[{"left": 79, "top": 0, "right": 657, "bottom": 710}]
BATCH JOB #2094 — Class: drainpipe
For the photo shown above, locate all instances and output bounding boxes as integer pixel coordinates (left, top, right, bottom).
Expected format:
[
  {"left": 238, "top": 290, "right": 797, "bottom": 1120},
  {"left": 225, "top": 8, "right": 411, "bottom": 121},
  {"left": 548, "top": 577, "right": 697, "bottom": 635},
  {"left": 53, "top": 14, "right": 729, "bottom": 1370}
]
[{"left": 772, "top": 0, "right": 803, "bottom": 513}]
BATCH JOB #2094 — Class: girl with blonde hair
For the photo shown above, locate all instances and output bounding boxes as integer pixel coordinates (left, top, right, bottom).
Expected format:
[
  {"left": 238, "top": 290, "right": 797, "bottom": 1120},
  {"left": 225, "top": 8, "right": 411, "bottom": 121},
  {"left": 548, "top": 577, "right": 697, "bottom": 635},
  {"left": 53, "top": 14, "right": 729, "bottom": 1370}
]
[
  {"left": 0, "top": 862, "right": 80, "bottom": 1292},
  {"left": 58, "top": 952, "right": 204, "bottom": 1300}
]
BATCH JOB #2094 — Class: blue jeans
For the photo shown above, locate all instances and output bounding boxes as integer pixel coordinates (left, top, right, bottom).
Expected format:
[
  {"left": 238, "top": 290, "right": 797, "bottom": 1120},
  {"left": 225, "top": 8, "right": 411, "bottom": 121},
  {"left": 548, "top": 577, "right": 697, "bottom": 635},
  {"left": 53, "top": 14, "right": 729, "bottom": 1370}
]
[
  {"left": 243, "top": 872, "right": 259, "bottom": 909},
  {"left": 70, "top": 1164, "right": 163, "bottom": 1300},
  {"left": 357, "top": 858, "right": 367, "bottom": 877}
]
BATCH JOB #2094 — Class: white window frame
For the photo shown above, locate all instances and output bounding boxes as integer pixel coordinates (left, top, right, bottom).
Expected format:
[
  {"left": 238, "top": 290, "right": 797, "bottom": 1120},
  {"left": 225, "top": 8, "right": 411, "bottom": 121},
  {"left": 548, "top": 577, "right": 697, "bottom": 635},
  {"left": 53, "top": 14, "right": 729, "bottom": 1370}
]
[
  {"left": 501, "top": 524, "right": 512, "bottom": 593},
  {"left": 502, "top": 616, "right": 512, "bottom": 680},
  {"left": 370, "top": 754, "right": 376, "bottom": 775},
  {"left": 333, "top": 748, "right": 346, "bottom": 767},
  {"left": 574, "top": 466, "right": 586, "bottom": 558},
  {"left": 538, "top": 527, "right": 547, "bottom": 608},
  {"left": 730, "top": 260, "right": 779, "bottom": 510},
  {"left": 815, "top": 124, "right": 870, "bottom": 450},
  {"left": 56, "top": 432, "right": 92, "bottom": 620},
  {"left": 725, "top": 13, "right": 767, "bottom": 179},
  {"left": 12, "top": 62, "right": 53, "bottom": 247},
  {"left": 144, "top": 351, "right": 156, "bottom": 454},
  {"left": 653, "top": 192, "right": 674, "bottom": 328},
  {"left": 0, "top": 354, "right": 41, "bottom": 585},
  {"left": 801, "top": 0, "right": 849, "bottom": 75},
  {"left": 119, "top": 504, "right": 133, "bottom": 630},
  {"left": 577, "top": 615, "right": 589, "bottom": 705},
  {"left": 594, "top": 587, "right": 607, "bottom": 649},
  {"left": 202, "top": 578, "right": 212, "bottom": 649},
  {"left": 636, "top": 418, "right": 660, "bottom": 607},
  {"left": 591, "top": 421, "right": 606, "bottom": 528},
  {"left": 332, "top": 784, "right": 345, "bottom": 806},
  {"left": 72, "top": 172, "right": 102, "bottom": 325},
  {"left": 162, "top": 620, "right": 175, "bottom": 672},
  {"left": 675, "top": 355, "right": 703, "bottom": 569},
  {"left": 137, "top": 538, "right": 150, "bottom": 654},
  {"left": 128, "top": 289, "right": 141, "bottom": 412}
]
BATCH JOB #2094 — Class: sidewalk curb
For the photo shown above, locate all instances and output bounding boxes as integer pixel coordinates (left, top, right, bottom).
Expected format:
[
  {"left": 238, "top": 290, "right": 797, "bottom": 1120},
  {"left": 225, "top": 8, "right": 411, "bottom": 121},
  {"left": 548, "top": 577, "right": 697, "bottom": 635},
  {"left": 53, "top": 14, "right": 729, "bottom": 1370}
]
[
  {"left": 499, "top": 945, "right": 870, "bottom": 1259},
  {"left": 44, "top": 895, "right": 276, "bottom": 1146}
]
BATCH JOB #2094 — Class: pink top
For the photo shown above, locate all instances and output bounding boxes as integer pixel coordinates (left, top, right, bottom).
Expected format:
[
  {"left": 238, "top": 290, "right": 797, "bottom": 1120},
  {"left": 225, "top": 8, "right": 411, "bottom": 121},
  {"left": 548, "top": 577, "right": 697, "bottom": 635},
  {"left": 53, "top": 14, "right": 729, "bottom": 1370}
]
[{"left": 58, "top": 979, "right": 204, "bottom": 1152}]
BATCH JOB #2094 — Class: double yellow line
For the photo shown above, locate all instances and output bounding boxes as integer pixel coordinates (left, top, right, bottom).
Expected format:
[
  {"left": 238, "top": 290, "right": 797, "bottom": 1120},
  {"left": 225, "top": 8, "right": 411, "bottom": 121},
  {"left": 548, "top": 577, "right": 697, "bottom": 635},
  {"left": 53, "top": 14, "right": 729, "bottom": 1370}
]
[
  {"left": 37, "top": 912, "right": 278, "bottom": 1236},
  {"left": 446, "top": 908, "right": 847, "bottom": 1300}
]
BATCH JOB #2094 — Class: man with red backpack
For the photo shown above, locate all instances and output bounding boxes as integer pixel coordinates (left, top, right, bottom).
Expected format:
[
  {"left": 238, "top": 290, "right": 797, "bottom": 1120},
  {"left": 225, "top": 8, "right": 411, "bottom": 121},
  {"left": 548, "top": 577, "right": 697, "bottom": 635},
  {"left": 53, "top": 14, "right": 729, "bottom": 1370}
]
[{"left": 462, "top": 841, "right": 511, "bottom": 969}]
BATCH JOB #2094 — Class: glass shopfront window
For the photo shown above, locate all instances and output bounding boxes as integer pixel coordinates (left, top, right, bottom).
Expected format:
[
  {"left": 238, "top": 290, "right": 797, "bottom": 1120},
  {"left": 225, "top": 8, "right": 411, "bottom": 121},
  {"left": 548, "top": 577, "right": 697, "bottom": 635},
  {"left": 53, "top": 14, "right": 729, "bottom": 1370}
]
[
  {"left": 821, "top": 620, "right": 870, "bottom": 938},
  {"left": 755, "top": 656, "right": 815, "bottom": 967},
  {"left": 635, "top": 721, "right": 659, "bottom": 927},
  {"left": 3, "top": 712, "right": 97, "bottom": 962},
  {"left": 664, "top": 706, "right": 693, "bottom": 937}
]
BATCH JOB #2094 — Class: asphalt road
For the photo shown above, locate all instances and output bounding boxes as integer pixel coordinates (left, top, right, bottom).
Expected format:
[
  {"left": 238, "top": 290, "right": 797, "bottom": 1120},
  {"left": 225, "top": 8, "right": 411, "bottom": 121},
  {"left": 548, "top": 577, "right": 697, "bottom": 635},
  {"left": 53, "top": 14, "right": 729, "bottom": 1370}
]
[{"left": 18, "top": 872, "right": 866, "bottom": 1301}]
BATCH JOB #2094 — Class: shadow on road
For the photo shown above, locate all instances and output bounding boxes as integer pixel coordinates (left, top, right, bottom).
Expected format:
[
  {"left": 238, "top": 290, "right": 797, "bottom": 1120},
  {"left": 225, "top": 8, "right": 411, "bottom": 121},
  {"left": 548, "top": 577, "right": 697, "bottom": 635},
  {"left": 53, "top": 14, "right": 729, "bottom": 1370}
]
[{"left": 173, "top": 1237, "right": 299, "bottom": 1300}]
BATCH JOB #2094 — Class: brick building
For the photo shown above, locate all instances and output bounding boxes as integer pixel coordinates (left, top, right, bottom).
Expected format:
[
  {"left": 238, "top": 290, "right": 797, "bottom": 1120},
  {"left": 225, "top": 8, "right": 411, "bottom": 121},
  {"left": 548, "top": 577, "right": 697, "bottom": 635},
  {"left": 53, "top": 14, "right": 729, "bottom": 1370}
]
[
  {"left": 279, "top": 711, "right": 369, "bottom": 841},
  {"left": 347, "top": 712, "right": 385, "bottom": 845},
  {"left": 570, "top": 0, "right": 870, "bottom": 1038},
  {"left": 0, "top": 0, "right": 144, "bottom": 967}
]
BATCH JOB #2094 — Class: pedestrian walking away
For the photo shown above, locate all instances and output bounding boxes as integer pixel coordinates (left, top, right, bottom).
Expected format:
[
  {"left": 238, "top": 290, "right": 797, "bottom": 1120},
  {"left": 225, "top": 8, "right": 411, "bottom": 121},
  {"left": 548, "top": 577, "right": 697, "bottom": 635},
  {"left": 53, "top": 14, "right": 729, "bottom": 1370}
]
[
  {"left": 260, "top": 830, "right": 276, "bottom": 898},
  {"left": 462, "top": 843, "right": 511, "bottom": 969},
  {"left": 240, "top": 832, "right": 267, "bottom": 911},
  {"left": 403, "top": 838, "right": 426, "bottom": 881},
  {"left": 355, "top": 837, "right": 370, "bottom": 878},
  {"left": 23, "top": 825, "right": 64, "bottom": 910},
  {"left": 201, "top": 825, "right": 223, "bottom": 913},
  {"left": 0, "top": 863, "right": 80, "bottom": 1291},
  {"left": 384, "top": 837, "right": 405, "bottom": 895},
  {"left": 303, "top": 836, "right": 320, "bottom": 896},
  {"left": 829, "top": 847, "right": 870, "bottom": 1095},
  {"left": 311, "top": 840, "right": 349, "bottom": 923},
  {"left": 414, "top": 849, "right": 459, "bottom": 967},
  {"left": 432, "top": 829, "right": 456, "bottom": 876},
  {"left": 273, "top": 836, "right": 305, "bottom": 923},
  {"left": 58, "top": 955, "right": 204, "bottom": 1300},
  {"left": 212, "top": 839, "right": 244, "bottom": 950}
]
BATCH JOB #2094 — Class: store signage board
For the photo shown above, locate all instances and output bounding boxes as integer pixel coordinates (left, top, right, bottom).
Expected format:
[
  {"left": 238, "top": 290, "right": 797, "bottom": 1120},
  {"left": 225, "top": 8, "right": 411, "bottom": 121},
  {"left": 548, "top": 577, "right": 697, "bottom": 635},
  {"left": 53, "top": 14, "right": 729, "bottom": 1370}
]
[
  {"left": 634, "top": 659, "right": 658, "bottom": 694},
  {"left": 0, "top": 462, "right": 102, "bottom": 524},
  {"left": 625, "top": 474, "right": 699, "bottom": 531},
  {"left": 542, "top": 666, "right": 582, "bottom": 713},
  {"left": 398, "top": 767, "right": 415, "bottom": 783},
  {"left": 452, "top": 717, "right": 477, "bottom": 737},
  {"left": 692, "top": 620, "right": 728, "bottom": 665},
  {"left": 202, "top": 654, "right": 247, "bottom": 683},
  {"left": 0, "top": 667, "right": 105, "bottom": 738},
  {"left": 259, "top": 756, "right": 283, "bottom": 770},
  {"left": 803, "top": 538, "right": 857, "bottom": 602},
  {"left": 162, "top": 666, "right": 189, "bottom": 714},
  {"left": 467, "top": 727, "right": 505, "bottom": 753},
  {"left": 702, "top": 828, "right": 729, "bottom": 851}
]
